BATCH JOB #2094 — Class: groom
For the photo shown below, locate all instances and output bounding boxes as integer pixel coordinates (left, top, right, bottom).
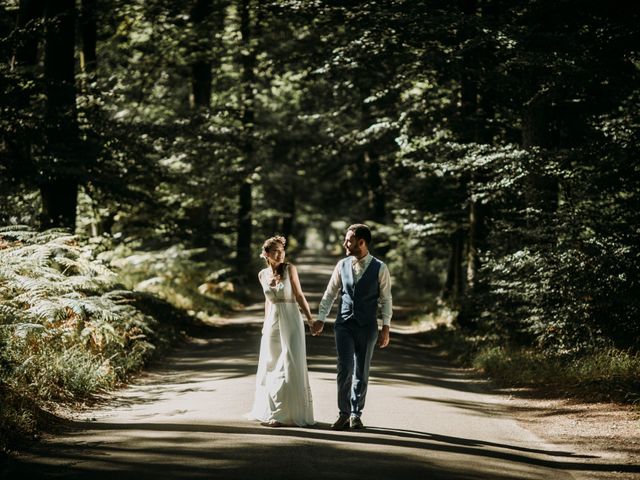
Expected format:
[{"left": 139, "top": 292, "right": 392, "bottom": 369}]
[{"left": 313, "top": 223, "right": 392, "bottom": 430}]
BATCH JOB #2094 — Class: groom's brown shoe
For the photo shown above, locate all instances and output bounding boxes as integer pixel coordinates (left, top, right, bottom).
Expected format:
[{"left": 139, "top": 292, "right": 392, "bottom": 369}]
[{"left": 331, "top": 414, "right": 350, "bottom": 430}]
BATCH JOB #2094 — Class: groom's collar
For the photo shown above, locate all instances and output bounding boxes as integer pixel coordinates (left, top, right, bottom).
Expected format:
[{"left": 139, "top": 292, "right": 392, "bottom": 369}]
[{"left": 352, "top": 252, "right": 372, "bottom": 265}]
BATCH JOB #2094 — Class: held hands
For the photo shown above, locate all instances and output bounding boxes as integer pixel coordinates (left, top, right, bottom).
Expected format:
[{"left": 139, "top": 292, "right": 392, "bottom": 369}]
[
  {"left": 308, "top": 320, "right": 324, "bottom": 336},
  {"left": 377, "top": 325, "right": 390, "bottom": 348}
]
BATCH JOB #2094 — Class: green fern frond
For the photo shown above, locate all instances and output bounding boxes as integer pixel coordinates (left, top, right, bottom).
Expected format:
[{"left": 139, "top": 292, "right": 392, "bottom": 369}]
[
  {"left": 0, "top": 225, "right": 32, "bottom": 233},
  {"left": 58, "top": 298, "right": 89, "bottom": 321},
  {"left": 11, "top": 322, "right": 46, "bottom": 338},
  {"left": 0, "top": 225, "right": 36, "bottom": 242},
  {"left": 13, "top": 276, "right": 67, "bottom": 298},
  {"left": 28, "top": 299, "right": 67, "bottom": 322},
  {"left": 63, "top": 275, "right": 107, "bottom": 293},
  {"left": 0, "top": 304, "right": 25, "bottom": 323},
  {"left": 33, "top": 229, "right": 75, "bottom": 244}
]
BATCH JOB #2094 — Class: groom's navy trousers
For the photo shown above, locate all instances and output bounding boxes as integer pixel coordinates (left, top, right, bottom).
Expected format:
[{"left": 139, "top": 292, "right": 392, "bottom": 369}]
[{"left": 334, "top": 257, "right": 382, "bottom": 417}]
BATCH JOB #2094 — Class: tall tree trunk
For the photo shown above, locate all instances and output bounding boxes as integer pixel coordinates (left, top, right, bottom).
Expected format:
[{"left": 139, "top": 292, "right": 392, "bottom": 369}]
[
  {"left": 79, "top": 0, "right": 102, "bottom": 237},
  {"left": 79, "top": 0, "right": 96, "bottom": 79},
  {"left": 237, "top": 180, "right": 252, "bottom": 273},
  {"left": 190, "top": 0, "right": 213, "bottom": 110},
  {"left": 459, "top": 0, "right": 479, "bottom": 145},
  {"left": 442, "top": 229, "right": 465, "bottom": 303},
  {"left": 444, "top": 0, "right": 478, "bottom": 303},
  {"left": 466, "top": 199, "right": 485, "bottom": 290},
  {"left": 185, "top": 0, "right": 220, "bottom": 247},
  {"left": 14, "top": 0, "right": 44, "bottom": 68},
  {"left": 272, "top": 140, "right": 296, "bottom": 242},
  {"left": 235, "top": 0, "right": 256, "bottom": 281},
  {"left": 10, "top": 0, "right": 45, "bottom": 180},
  {"left": 360, "top": 87, "right": 387, "bottom": 225},
  {"left": 41, "top": 0, "right": 78, "bottom": 230},
  {"left": 280, "top": 191, "right": 295, "bottom": 243},
  {"left": 522, "top": 92, "right": 559, "bottom": 213},
  {"left": 364, "top": 150, "right": 386, "bottom": 224}
]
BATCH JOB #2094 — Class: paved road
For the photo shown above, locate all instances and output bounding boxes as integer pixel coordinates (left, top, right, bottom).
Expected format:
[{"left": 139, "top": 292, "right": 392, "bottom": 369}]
[{"left": 1, "top": 252, "right": 624, "bottom": 479}]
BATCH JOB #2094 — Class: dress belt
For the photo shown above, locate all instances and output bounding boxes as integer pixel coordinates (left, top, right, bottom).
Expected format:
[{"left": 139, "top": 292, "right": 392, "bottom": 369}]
[{"left": 271, "top": 299, "right": 297, "bottom": 304}]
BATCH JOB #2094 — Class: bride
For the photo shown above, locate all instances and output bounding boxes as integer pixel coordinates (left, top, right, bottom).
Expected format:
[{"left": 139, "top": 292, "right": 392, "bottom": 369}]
[{"left": 247, "top": 235, "right": 315, "bottom": 427}]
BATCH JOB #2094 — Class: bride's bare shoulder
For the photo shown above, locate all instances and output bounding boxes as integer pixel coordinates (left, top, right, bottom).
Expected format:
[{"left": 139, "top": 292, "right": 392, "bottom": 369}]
[{"left": 286, "top": 263, "right": 298, "bottom": 273}]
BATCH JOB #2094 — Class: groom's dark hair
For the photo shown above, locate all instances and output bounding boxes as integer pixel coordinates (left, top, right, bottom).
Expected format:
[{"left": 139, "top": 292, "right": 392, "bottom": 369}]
[{"left": 348, "top": 223, "right": 372, "bottom": 246}]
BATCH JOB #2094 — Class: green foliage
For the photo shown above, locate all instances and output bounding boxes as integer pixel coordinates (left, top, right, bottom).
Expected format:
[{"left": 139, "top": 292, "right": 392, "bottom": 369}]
[
  {"left": 0, "top": 227, "right": 201, "bottom": 451},
  {"left": 1, "top": 0, "right": 639, "bottom": 414},
  {"left": 473, "top": 346, "right": 640, "bottom": 403},
  {"left": 101, "top": 242, "right": 242, "bottom": 318}
]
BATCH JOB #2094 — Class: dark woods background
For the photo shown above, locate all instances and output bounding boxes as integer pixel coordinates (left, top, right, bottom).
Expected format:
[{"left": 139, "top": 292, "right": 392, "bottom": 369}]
[{"left": 1, "top": 0, "right": 639, "bottom": 356}]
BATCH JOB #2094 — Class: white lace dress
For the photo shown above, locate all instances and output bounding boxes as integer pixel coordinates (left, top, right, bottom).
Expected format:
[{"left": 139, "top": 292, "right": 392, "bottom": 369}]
[{"left": 247, "top": 265, "right": 314, "bottom": 426}]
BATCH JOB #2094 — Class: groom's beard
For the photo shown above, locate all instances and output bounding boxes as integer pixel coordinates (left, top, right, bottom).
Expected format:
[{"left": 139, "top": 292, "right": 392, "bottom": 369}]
[{"left": 347, "top": 246, "right": 361, "bottom": 257}]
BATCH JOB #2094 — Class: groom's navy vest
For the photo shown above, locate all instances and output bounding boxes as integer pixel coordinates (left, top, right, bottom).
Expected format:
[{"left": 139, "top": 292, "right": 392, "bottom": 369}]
[{"left": 336, "top": 256, "right": 382, "bottom": 327}]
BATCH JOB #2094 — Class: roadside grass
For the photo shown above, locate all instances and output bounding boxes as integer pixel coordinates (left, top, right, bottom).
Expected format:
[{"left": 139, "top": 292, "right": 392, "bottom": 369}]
[
  {"left": 0, "top": 227, "right": 235, "bottom": 454},
  {"left": 418, "top": 322, "right": 640, "bottom": 404},
  {"left": 473, "top": 345, "right": 640, "bottom": 403}
]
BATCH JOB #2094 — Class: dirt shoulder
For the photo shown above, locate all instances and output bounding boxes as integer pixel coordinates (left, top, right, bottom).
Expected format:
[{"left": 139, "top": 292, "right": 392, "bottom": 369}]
[
  {"left": 491, "top": 390, "right": 640, "bottom": 479},
  {"left": 406, "top": 320, "right": 640, "bottom": 479}
]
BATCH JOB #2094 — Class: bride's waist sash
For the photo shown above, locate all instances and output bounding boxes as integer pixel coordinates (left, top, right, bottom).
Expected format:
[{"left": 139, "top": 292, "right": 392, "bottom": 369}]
[{"left": 271, "top": 299, "right": 297, "bottom": 304}]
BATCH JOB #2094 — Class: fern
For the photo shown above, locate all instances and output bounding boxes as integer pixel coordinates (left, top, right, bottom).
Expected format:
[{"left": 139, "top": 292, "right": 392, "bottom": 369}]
[
  {"left": 0, "top": 226, "right": 203, "bottom": 450},
  {"left": 0, "top": 227, "right": 171, "bottom": 401}
]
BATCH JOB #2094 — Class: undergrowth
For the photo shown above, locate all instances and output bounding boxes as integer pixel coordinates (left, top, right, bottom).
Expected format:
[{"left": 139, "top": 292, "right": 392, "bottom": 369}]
[
  {"left": 420, "top": 321, "right": 640, "bottom": 404},
  {"left": 0, "top": 226, "right": 234, "bottom": 453}
]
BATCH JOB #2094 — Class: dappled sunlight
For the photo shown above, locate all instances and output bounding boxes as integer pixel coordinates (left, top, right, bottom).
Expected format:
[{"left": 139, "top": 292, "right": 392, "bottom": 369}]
[{"left": 3, "top": 254, "right": 637, "bottom": 480}]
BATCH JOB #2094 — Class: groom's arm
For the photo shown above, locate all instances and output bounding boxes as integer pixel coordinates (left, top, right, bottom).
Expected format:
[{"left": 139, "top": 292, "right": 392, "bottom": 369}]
[
  {"left": 378, "top": 264, "right": 392, "bottom": 348},
  {"left": 317, "top": 261, "right": 342, "bottom": 323},
  {"left": 378, "top": 264, "right": 393, "bottom": 326}
]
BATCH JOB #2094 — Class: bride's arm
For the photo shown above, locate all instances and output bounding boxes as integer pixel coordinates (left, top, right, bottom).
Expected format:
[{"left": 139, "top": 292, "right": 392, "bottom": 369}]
[
  {"left": 288, "top": 264, "right": 314, "bottom": 326},
  {"left": 258, "top": 270, "right": 268, "bottom": 319}
]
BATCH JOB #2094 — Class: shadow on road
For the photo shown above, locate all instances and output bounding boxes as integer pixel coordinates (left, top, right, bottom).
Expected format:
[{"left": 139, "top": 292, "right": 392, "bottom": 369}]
[
  {"left": 5, "top": 418, "right": 638, "bottom": 480},
  {"left": 3, "top": 251, "right": 637, "bottom": 480}
]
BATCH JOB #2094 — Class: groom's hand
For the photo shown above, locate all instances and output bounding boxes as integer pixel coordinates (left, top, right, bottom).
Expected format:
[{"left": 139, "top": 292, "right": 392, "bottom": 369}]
[
  {"left": 312, "top": 320, "right": 324, "bottom": 336},
  {"left": 378, "top": 325, "right": 390, "bottom": 348}
]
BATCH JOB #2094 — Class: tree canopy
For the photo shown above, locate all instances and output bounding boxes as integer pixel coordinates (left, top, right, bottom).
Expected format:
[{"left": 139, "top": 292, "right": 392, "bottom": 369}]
[{"left": 2, "top": 0, "right": 639, "bottom": 354}]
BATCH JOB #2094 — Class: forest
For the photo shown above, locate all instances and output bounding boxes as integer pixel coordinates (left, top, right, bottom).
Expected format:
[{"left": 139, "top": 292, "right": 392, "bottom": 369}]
[{"left": 1, "top": 0, "right": 639, "bottom": 450}]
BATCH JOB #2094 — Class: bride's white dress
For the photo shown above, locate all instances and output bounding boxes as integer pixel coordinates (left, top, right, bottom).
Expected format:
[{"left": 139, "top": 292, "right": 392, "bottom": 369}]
[{"left": 247, "top": 265, "right": 314, "bottom": 426}]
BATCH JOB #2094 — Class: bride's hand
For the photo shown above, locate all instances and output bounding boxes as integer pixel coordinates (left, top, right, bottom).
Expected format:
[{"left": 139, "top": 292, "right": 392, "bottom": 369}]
[{"left": 311, "top": 320, "right": 324, "bottom": 336}]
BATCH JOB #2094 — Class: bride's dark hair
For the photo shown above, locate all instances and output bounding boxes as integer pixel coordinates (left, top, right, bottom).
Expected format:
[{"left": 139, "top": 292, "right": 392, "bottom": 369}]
[{"left": 261, "top": 235, "right": 288, "bottom": 277}]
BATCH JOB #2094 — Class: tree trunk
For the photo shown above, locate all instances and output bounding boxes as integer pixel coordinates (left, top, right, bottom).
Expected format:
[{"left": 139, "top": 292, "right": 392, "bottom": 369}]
[
  {"left": 190, "top": 0, "right": 213, "bottom": 109},
  {"left": 466, "top": 199, "right": 485, "bottom": 291},
  {"left": 186, "top": 0, "right": 220, "bottom": 247},
  {"left": 235, "top": 0, "right": 256, "bottom": 281},
  {"left": 10, "top": 0, "right": 45, "bottom": 180},
  {"left": 460, "top": 0, "right": 485, "bottom": 295},
  {"left": 445, "top": 0, "right": 478, "bottom": 303},
  {"left": 41, "top": 0, "right": 78, "bottom": 230},
  {"left": 364, "top": 150, "right": 386, "bottom": 223},
  {"left": 522, "top": 92, "right": 559, "bottom": 213},
  {"left": 79, "top": 0, "right": 96, "bottom": 78},
  {"left": 459, "top": 0, "right": 478, "bottom": 143},
  {"left": 442, "top": 229, "right": 465, "bottom": 303},
  {"left": 14, "top": 0, "right": 44, "bottom": 68},
  {"left": 280, "top": 192, "right": 295, "bottom": 243},
  {"left": 236, "top": 181, "right": 252, "bottom": 276}
]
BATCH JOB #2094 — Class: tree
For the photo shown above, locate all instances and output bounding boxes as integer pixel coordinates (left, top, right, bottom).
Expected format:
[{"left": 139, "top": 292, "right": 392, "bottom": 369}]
[
  {"left": 235, "top": 0, "right": 257, "bottom": 282},
  {"left": 41, "top": 0, "right": 79, "bottom": 230}
]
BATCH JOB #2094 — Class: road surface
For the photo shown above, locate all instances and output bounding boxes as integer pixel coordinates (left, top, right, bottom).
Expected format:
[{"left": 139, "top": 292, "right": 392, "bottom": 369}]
[{"left": 1, "top": 252, "right": 630, "bottom": 480}]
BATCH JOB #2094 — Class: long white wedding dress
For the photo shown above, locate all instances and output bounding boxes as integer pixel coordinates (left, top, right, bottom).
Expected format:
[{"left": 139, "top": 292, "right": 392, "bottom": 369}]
[{"left": 247, "top": 265, "right": 314, "bottom": 426}]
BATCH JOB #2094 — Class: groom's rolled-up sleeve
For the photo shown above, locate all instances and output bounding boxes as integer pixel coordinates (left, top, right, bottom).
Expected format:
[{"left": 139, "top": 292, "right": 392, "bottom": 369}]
[
  {"left": 378, "top": 264, "right": 393, "bottom": 326},
  {"left": 318, "top": 262, "right": 342, "bottom": 322}
]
